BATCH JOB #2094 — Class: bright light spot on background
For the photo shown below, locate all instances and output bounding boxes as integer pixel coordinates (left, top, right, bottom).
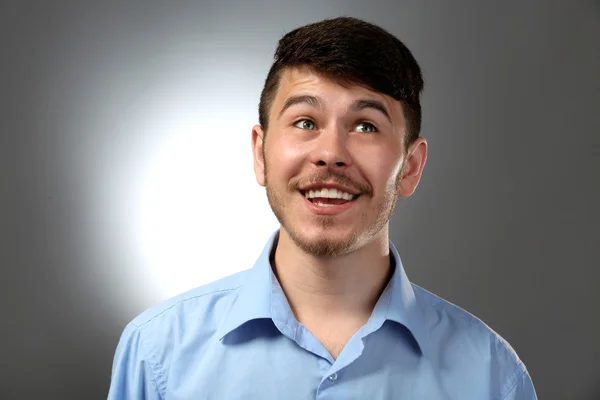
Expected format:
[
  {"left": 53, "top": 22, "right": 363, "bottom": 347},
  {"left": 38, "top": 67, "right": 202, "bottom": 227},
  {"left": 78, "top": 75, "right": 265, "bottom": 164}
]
[{"left": 128, "top": 70, "right": 279, "bottom": 301}]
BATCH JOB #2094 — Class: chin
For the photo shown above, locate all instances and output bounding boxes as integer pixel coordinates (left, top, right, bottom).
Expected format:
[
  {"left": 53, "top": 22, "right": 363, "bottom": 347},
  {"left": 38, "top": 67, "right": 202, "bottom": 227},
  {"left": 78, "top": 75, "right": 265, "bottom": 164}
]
[{"left": 287, "top": 223, "right": 362, "bottom": 258}]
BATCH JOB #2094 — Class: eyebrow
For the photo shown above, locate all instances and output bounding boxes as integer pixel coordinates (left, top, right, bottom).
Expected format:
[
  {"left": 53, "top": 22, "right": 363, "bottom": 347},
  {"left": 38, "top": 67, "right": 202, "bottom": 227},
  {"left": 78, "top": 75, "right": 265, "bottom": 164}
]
[
  {"left": 277, "top": 95, "right": 323, "bottom": 119},
  {"left": 349, "top": 99, "right": 392, "bottom": 123},
  {"left": 277, "top": 94, "right": 393, "bottom": 123}
]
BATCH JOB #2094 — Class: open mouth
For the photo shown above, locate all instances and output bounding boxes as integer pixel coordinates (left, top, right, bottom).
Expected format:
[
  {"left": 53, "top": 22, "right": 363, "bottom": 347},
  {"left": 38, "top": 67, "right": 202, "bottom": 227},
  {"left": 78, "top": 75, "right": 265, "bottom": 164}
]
[{"left": 299, "top": 188, "right": 361, "bottom": 208}]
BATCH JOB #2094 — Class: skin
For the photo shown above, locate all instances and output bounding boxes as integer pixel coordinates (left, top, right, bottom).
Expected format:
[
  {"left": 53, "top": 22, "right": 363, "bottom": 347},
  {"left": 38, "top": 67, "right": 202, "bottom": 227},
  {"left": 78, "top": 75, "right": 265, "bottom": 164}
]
[{"left": 251, "top": 66, "right": 427, "bottom": 355}]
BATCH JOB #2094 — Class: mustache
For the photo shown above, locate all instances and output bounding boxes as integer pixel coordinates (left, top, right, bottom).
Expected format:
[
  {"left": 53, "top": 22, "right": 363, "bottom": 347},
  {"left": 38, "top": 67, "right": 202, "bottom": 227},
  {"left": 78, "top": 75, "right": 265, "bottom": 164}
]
[{"left": 291, "top": 171, "right": 372, "bottom": 195}]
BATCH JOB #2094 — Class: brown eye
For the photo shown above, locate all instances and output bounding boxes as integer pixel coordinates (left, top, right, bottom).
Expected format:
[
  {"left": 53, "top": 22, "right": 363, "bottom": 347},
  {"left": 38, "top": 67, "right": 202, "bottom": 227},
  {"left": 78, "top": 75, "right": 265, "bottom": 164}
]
[{"left": 294, "top": 119, "right": 317, "bottom": 130}]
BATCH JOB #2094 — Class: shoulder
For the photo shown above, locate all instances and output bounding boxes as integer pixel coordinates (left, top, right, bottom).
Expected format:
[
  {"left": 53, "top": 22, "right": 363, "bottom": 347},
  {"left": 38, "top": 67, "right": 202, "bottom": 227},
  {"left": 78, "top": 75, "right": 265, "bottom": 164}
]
[
  {"left": 124, "top": 269, "right": 250, "bottom": 350},
  {"left": 108, "top": 270, "right": 251, "bottom": 398},
  {"left": 412, "top": 284, "right": 529, "bottom": 396},
  {"left": 413, "top": 283, "right": 522, "bottom": 362}
]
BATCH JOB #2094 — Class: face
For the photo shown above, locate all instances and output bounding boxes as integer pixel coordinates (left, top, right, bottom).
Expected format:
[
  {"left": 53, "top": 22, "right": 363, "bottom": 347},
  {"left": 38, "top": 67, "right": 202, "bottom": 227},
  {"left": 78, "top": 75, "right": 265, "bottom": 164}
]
[{"left": 252, "top": 67, "right": 427, "bottom": 258}]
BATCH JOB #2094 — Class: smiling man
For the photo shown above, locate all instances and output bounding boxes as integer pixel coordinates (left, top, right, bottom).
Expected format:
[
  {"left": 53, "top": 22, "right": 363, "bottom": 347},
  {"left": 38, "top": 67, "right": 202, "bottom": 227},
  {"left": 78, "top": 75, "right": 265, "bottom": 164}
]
[{"left": 108, "top": 17, "right": 536, "bottom": 399}]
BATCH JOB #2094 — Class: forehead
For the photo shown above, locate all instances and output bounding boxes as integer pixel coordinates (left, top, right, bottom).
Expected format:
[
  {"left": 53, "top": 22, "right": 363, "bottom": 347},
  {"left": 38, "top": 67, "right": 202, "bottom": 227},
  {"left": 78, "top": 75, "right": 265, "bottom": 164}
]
[{"left": 273, "top": 66, "right": 404, "bottom": 121}]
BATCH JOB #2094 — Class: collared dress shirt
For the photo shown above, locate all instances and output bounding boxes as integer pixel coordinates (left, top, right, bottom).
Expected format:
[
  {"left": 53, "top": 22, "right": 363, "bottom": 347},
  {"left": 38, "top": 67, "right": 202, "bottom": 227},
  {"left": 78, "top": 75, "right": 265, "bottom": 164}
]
[{"left": 108, "top": 230, "right": 536, "bottom": 399}]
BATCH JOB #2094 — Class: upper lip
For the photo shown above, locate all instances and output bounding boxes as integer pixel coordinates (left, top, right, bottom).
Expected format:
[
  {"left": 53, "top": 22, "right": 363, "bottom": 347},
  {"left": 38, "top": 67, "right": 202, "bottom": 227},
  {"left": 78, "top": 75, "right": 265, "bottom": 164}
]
[{"left": 299, "top": 182, "right": 360, "bottom": 196}]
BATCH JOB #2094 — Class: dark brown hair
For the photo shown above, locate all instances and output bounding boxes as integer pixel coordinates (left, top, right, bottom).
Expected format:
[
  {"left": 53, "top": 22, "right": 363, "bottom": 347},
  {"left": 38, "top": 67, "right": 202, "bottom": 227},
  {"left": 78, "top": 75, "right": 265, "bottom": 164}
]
[{"left": 258, "top": 16, "right": 424, "bottom": 147}]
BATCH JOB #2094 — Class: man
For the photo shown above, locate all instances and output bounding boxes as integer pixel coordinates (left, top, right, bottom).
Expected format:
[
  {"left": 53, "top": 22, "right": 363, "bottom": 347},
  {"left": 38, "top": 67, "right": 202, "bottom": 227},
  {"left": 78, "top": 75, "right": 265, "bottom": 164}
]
[{"left": 108, "top": 17, "right": 536, "bottom": 399}]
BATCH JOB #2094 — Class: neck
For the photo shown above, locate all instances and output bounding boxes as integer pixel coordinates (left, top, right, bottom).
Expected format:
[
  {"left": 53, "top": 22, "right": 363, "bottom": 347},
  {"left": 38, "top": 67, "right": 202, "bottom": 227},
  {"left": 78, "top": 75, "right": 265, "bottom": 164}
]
[{"left": 272, "top": 228, "right": 393, "bottom": 325}]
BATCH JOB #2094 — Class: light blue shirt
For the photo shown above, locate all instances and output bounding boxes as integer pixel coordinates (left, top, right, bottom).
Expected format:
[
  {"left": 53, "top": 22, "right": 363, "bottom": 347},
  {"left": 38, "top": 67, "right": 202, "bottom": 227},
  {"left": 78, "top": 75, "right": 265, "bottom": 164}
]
[{"left": 108, "top": 230, "right": 536, "bottom": 399}]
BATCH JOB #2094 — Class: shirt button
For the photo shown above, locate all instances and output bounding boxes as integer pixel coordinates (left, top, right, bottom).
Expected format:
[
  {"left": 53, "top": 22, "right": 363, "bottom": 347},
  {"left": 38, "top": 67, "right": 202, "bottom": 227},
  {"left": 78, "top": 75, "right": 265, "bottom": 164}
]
[{"left": 328, "top": 373, "right": 338, "bottom": 383}]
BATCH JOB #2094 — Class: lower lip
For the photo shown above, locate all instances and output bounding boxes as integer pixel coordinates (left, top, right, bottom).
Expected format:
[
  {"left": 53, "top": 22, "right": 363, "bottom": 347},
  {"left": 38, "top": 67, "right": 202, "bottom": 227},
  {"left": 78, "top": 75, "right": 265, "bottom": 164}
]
[{"left": 301, "top": 193, "right": 359, "bottom": 215}]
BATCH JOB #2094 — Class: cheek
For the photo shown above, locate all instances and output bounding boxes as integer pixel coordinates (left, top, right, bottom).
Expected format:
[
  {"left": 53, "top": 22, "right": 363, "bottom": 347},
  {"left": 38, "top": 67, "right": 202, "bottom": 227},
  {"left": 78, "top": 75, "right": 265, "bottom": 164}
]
[
  {"left": 359, "top": 151, "right": 404, "bottom": 192},
  {"left": 277, "top": 133, "right": 311, "bottom": 159},
  {"left": 267, "top": 137, "right": 308, "bottom": 177}
]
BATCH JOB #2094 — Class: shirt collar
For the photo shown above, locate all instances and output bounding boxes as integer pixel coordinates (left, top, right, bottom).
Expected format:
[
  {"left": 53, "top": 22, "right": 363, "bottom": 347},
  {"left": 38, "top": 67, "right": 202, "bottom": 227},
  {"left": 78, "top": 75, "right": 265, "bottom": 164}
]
[
  {"left": 216, "top": 230, "right": 279, "bottom": 339},
  {"left": 385, "top": 239, "right": 432, "bottom": 357},
  {"left": 217, "top": 229, "right": 431, "bottom": 358}
]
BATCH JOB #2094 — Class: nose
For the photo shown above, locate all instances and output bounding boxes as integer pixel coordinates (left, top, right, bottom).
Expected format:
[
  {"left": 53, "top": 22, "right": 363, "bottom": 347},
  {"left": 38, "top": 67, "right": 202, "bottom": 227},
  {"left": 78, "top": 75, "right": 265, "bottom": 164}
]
[{"left": 309, "top": 126, "right": 352, "bottom": 169}]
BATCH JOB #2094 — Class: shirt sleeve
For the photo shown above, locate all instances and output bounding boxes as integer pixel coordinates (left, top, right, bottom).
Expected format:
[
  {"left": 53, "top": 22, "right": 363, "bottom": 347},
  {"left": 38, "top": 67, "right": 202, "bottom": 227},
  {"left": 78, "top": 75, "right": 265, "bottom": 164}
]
[
  {"left": 502, "top": 363, "right": 537, "bottom": 400},
  {"left": 107, "top": 322, "right": 163, "bottom": 400}
]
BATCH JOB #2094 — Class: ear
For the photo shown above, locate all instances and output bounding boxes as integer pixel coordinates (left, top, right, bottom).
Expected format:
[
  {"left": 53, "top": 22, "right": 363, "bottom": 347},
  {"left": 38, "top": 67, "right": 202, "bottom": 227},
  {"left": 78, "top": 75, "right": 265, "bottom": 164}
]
[
  {"left": 397, "top": 137, "right": 428, "bottom": 198},
  {"left": 252, "top": 124, "right": 266, "bottom": 187}
]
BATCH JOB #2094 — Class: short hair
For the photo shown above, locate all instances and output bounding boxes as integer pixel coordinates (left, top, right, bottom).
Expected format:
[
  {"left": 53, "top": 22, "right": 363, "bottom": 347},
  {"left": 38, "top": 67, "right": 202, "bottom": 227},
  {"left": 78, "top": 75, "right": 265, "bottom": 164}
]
[{"left": 258, "top": 16, "right": 424, "bottom": 147}]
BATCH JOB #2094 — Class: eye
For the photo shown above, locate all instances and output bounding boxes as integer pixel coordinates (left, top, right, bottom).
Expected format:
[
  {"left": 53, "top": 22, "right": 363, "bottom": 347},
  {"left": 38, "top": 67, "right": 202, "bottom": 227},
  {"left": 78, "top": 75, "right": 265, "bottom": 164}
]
[
  {"left": 355, "top": 122, "right": 378, "bottom": 133},
  {"left": 293, "top": 119, "right": 317, "bottom": 130}
]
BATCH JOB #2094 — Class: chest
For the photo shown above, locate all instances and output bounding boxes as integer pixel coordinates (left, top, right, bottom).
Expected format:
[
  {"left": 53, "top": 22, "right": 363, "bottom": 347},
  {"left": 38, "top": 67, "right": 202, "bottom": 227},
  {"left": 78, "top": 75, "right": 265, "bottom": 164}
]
[
  {"left": 165, "top": 327, "right": 493, "bottom": 400},
  {"left": 307, "top": 323, "right": 361, "bottom": 359}
]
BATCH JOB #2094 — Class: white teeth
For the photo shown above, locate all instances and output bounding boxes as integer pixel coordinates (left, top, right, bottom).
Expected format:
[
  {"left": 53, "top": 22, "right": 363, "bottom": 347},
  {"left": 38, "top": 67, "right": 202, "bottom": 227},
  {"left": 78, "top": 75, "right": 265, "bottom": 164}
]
[
  {"left": 315, "top": 202, "right": 335, "bottom": 207},
  {"left": 304, "top": 187, "right": 356, "bottom": 200}
]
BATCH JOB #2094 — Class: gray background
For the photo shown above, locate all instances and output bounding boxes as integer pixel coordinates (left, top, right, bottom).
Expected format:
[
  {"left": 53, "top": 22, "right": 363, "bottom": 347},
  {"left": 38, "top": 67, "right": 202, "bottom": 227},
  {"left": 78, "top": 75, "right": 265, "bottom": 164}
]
[{"left": 1, "top": 1, "right": 599, "bottom": 399}]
